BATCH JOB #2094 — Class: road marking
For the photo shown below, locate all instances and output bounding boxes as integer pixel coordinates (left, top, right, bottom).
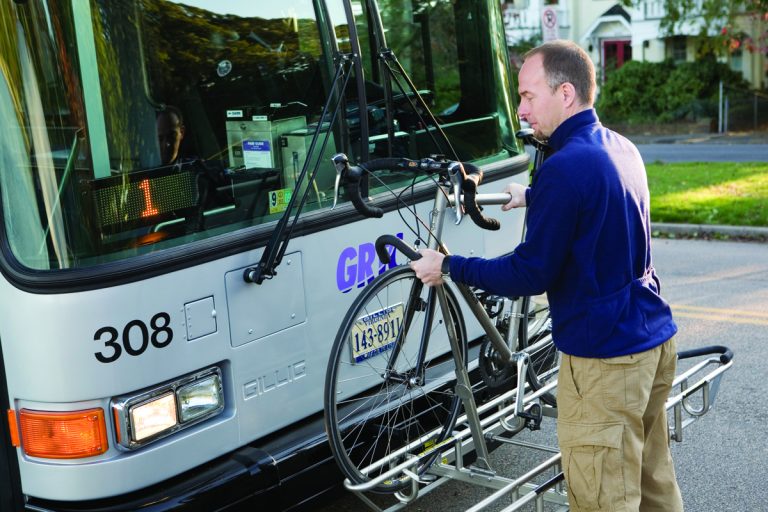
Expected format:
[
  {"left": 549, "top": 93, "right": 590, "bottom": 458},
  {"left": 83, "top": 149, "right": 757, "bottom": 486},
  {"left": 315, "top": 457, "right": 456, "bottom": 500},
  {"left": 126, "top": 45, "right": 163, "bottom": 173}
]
[
  {"left": 673, "top": 304, "right": 768, "bottom": 318},
  {"left": 672, "top": 304, "right": 768, "bottom": 326}
]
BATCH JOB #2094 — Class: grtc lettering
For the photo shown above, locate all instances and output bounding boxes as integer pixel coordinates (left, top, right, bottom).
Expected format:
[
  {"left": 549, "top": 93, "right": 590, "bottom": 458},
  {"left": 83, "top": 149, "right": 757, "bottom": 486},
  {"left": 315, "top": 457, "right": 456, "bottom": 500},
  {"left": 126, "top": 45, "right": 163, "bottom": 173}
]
[{"left": 336, "top": 233, "right": 404, "bottom": 293}]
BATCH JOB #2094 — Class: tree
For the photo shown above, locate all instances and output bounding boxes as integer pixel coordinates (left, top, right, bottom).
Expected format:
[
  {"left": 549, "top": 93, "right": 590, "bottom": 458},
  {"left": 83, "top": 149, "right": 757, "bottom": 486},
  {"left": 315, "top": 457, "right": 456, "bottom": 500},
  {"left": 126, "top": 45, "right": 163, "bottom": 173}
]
[
  {"left": 621, "top": 0, "right": 767, "bottom": 58},
  {"left": 507, "top": 34, "right": 542, "bottom": 71}
]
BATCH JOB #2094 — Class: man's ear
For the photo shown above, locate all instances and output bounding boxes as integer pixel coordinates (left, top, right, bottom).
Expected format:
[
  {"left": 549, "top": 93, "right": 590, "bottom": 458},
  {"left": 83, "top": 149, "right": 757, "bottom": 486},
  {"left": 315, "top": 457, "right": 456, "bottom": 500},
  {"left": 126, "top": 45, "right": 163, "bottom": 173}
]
[{"left": 560, "top": 82, "right": 577, "bottom": 109}]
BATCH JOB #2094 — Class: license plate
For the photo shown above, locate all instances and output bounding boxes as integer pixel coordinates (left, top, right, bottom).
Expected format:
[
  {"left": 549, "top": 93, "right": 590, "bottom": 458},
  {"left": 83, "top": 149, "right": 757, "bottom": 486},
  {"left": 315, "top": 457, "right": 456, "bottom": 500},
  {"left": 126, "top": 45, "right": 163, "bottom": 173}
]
[{"left": 350, "top": 303, "right": 404, "bottom": 363}]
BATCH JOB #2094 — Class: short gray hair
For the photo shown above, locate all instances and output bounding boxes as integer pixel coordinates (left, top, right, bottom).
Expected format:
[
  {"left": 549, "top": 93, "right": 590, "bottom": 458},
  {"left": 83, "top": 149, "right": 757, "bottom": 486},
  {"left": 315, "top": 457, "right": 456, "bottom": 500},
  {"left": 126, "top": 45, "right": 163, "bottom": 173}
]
[{"left": 524, "top": 40, "right": 596, "bottom": 106}]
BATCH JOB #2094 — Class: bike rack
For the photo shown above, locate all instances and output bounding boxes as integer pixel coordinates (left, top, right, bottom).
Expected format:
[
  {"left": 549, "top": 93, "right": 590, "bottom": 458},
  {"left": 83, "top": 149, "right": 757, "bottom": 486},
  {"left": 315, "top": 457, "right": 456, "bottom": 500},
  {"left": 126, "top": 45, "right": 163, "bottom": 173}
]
[
  {"left": 668, "top": 346, "right": 733, "bottom": 443},
  {"left": 340, "top": 345, "right": 733, "bottom": 512}
]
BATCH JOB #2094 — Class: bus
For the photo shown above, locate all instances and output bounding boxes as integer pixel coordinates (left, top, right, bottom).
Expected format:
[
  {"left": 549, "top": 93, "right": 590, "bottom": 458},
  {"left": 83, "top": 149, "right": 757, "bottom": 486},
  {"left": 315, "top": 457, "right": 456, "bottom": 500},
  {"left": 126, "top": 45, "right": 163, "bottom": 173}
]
[{"left": 0, "top": 0, "right": 531, "bottom": 509}]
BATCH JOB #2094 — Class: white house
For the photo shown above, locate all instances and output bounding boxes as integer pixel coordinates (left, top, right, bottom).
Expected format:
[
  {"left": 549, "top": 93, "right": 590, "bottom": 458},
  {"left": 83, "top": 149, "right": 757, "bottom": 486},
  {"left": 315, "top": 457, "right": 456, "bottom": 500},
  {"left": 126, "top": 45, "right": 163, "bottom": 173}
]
[{"left": 502, "top": 0, "right": 766, "bottom": 90}]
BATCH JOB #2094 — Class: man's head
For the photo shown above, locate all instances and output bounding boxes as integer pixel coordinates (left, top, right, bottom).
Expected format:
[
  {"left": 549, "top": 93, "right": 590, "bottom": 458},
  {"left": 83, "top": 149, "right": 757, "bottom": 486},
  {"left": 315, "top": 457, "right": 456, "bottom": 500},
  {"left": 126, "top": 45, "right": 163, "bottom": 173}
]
[
  {"left": 517, "top": 40, "right": 596, "bottom": 139},
  {"left": 156, "top": 106, "right": 185, "bottom": 165}
]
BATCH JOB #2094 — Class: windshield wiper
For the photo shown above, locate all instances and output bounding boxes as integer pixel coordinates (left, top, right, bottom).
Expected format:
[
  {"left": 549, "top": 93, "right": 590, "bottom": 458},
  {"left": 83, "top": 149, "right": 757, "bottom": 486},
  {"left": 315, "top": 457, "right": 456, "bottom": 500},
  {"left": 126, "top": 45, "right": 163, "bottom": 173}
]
[
  {"left": 243, "top": 54, "right": 354, "bottom": 284},
  {"left": 366, "top": 0, "right": 457, "bottom": 160}
]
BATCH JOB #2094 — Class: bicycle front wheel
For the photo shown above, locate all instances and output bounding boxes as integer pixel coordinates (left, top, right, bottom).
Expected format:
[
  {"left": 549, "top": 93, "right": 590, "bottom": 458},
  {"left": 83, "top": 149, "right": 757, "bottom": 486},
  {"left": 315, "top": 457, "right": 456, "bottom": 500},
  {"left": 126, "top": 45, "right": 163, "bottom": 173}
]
[{"left": 324, "top": 266, "right": 467, "bottom": 493}]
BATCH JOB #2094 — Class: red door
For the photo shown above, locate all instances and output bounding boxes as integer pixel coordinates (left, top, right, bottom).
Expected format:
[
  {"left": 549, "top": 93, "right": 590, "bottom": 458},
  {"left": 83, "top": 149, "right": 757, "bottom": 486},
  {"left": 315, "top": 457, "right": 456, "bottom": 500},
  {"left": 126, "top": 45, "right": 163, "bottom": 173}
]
[{"left": 603, "top": 40, "right": 632, "bottom": 81}]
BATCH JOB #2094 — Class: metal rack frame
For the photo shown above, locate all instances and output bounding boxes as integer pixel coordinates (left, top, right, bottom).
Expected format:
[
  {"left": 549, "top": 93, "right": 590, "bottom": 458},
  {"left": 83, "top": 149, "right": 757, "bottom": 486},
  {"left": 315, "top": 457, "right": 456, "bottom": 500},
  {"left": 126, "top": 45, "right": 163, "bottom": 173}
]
[{"left": 340, "top": 347, "right": 733, "bottom": 512}]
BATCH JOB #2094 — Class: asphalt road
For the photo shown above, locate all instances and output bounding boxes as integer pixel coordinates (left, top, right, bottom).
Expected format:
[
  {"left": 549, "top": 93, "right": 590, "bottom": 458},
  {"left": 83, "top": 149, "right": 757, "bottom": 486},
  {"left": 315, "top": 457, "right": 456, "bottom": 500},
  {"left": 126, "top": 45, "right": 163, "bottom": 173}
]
[
  {"left": 315, "top": 238, "right": 768, "bottom": 511},
  {"left": 635, "top": 143, "right": 768, "bottom": 163},
  {"left": 521, "top": 132, "right": 768, "bottom": 163},
  {"left": 653, "top": 238, "right": 768, "bottom": 512}
]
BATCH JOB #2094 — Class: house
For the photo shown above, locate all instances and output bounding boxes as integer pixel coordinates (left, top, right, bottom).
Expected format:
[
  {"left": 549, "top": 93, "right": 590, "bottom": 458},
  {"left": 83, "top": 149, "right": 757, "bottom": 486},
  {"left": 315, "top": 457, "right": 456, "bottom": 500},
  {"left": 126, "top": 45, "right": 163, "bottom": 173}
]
[{"left": 502, "top": 0, "right": 766, "bottom": 90}]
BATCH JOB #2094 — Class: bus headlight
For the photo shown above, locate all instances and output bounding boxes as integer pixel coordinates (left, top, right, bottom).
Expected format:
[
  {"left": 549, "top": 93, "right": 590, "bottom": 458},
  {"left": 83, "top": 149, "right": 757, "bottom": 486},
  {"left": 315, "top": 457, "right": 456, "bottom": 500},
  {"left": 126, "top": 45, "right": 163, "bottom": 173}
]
[
  {"left": 177, "top": 374, "right": 223, "bottom": 423},
  {"left": 112, "top": 367, "right": 224, "bottom": 450},
  {"left": 130, "top": 393, "right": 177, "bottom": 442}
]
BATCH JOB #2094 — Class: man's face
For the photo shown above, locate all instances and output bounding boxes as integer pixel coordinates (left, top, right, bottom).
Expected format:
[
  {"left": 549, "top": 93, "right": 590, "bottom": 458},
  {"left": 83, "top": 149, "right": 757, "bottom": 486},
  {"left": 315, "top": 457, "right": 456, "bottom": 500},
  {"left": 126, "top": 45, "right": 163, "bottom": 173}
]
[
  {"left": 517, "top": 54, "right": 565, "bottom": 139},
  {"left": 157, "top": 112, "right": 184, "bottom": 165}
]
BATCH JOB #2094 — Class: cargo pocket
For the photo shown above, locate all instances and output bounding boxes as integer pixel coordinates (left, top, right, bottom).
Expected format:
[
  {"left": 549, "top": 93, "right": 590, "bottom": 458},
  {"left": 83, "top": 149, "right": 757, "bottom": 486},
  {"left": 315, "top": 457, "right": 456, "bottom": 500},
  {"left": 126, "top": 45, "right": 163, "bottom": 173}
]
[
  {"left": 599, "top": 350, "right": 653, "bottom": 412},
  {"left": 558, "top": 421, "right": 624, "bottom": 511}
]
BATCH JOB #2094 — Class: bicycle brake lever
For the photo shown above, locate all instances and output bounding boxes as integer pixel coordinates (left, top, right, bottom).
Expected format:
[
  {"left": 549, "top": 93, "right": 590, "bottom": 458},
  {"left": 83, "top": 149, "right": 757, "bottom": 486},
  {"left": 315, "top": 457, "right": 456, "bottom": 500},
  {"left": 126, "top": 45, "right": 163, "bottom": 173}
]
[
  {"left": 448, "top": 162, "right": 464, "bottom": 225},
  {"left": 331, "top": 153, "right": 347, "bottom": 210}
]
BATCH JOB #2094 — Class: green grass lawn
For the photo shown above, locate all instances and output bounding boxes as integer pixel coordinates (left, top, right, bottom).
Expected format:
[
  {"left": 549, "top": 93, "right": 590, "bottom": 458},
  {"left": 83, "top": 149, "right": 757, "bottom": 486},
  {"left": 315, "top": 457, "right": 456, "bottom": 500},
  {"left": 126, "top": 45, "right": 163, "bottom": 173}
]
[{"left": 647, "top": 162, "right": 768, "bottom": 226}]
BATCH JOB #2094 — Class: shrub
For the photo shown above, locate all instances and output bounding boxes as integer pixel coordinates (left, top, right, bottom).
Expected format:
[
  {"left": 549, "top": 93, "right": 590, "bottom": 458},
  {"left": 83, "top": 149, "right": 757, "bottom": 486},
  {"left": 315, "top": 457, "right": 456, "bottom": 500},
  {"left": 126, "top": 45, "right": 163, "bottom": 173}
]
[
  {"left": 597, "top": 57, "right": 751, "bottom": 125},
  {"left": 597, "top": 60, "right": 672, "bottom": 123}
]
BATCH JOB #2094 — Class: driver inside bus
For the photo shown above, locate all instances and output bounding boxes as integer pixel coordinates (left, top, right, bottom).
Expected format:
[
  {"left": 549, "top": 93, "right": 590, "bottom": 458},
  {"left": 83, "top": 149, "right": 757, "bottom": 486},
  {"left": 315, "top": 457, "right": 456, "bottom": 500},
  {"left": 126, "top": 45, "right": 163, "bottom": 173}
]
[{"left": 156, "top": 105, "right": 186, "bottom": 168}]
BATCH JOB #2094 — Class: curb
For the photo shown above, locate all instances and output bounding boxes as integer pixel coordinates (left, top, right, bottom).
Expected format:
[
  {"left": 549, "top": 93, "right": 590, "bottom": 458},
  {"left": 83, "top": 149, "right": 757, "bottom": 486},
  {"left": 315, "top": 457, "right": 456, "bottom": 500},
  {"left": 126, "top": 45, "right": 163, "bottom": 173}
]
[
  {"left": 626, "top": 131, "right": 768, "bottom": 145},
  {"left": 651, "top": 222, "right": 768, "bottom": 241}
]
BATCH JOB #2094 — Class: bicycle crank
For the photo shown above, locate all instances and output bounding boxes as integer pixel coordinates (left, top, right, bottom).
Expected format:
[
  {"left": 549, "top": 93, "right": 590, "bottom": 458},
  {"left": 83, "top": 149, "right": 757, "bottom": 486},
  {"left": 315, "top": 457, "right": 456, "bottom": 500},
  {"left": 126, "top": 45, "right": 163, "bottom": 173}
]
[{"left": 478, "top": 337, "right": 517, "bottom": 392}]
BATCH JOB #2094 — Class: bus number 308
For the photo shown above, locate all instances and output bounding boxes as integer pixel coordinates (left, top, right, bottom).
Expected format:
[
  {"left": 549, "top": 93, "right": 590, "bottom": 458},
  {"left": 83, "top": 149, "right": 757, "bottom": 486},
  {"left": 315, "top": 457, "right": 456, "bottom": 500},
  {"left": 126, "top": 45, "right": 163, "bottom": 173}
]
[{"left": 94, "top": 312, "right": 173, "bottom": 363}]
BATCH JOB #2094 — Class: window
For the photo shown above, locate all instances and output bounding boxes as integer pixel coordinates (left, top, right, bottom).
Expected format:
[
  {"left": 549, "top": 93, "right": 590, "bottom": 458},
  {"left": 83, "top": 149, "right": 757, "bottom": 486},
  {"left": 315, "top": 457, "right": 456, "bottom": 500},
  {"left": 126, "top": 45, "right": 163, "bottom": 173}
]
[
  {"left": 0, "top": 0, "right": 518, "bottom": 272},
  {"left": 361, "top": 0, "right": 518, "bottom": 202},
  {"left": 729, "top": 49, "right": 743, "bottom": 73},
  {"left": 669, "top": 36, "right": 687, "bottom": 63},
  {"left": 1, "top": 0, "right": 341, "bottom": 269},
  {"left": 327, "top": 0, "right": 518, "bottom": 198}
]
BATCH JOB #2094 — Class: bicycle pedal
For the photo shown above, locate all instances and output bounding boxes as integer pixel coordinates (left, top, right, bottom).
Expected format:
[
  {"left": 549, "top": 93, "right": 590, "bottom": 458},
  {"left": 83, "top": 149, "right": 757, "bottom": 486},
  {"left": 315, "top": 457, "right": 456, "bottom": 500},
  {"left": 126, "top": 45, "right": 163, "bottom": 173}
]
[{"left": 519, "top": 403, "right": 543, "bottom": 431}]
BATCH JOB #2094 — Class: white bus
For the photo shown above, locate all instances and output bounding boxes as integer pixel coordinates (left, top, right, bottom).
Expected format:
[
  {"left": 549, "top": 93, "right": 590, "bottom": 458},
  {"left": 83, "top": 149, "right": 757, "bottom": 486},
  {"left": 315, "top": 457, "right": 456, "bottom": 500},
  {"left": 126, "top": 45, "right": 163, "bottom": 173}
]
[{"left": 0, "top": 0, "right": 531, "bottom": 509}]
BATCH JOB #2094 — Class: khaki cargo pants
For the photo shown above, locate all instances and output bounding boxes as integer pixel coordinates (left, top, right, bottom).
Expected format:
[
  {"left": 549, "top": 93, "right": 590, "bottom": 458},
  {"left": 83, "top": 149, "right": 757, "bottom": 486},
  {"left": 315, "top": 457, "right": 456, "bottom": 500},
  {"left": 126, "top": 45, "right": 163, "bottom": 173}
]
[{"left": 557, "top": 338, "right": 684, "bottom": 512}]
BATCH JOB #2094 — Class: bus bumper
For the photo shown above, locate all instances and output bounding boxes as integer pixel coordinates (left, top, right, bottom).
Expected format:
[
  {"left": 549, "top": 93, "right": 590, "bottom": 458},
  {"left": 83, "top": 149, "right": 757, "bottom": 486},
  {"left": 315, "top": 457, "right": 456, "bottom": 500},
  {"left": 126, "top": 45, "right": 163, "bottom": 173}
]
[{"left": 23, "top": 422, "right": 341, "bottom": 512}]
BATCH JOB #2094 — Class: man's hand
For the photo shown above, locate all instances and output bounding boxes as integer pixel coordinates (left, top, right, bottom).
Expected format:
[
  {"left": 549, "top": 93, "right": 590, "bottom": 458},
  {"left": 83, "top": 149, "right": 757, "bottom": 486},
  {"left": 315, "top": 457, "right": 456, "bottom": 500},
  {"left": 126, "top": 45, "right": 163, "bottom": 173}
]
[
  {"left": 501, "top": 182, "right": 528, "bottom": 211},
  {"left": 409, "top": 249, "right": 445, "bottom": 287}
]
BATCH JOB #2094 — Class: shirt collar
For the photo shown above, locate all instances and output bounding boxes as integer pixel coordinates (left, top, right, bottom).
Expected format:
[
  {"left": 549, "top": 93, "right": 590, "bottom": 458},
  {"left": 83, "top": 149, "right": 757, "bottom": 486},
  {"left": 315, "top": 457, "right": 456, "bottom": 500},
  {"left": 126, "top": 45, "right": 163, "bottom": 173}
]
[{"left": 547, "top": 108, "right": 600, "bottom": 151}]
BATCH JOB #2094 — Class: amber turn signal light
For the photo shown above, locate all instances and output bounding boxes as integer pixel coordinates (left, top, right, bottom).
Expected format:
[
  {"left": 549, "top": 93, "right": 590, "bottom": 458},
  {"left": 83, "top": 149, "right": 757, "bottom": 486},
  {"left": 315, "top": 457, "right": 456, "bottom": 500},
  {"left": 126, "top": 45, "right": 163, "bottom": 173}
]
[
  {"left": 17, "top": 408, "right": 108, "bottom": 459},
  {"left": 7, "top": 409, "right": 20, "bottom": 447}
]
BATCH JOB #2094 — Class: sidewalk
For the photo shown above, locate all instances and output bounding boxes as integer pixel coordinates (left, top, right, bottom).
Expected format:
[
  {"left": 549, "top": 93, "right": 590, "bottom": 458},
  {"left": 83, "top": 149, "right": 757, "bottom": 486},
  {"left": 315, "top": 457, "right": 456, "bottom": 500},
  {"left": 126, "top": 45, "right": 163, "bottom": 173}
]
[{"left": 652, "top": 222, "right": 768, "bottom": 242}]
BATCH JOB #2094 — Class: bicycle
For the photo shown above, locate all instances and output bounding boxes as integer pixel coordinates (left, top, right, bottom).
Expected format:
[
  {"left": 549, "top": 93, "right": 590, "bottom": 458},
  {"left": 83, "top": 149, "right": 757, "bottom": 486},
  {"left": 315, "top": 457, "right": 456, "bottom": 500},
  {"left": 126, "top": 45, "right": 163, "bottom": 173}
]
[{"left": 323, "top": 134, "right": 560, "bottom": 494}]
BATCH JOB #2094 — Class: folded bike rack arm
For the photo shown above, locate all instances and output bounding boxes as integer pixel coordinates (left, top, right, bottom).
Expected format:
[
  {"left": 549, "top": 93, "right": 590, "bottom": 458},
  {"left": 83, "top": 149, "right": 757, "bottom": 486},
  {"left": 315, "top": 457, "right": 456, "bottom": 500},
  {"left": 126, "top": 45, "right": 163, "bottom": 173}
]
[{"left": 667, "top": 345, "right": 733, "bottom": 443}]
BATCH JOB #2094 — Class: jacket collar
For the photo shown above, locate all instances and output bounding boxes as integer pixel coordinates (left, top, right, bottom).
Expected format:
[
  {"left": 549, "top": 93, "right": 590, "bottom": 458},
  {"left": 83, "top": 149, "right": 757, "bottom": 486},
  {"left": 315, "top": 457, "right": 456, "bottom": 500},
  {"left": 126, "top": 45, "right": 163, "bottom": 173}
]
[{"left": 547, "top": 108, "right": 600, "bottom": 151}]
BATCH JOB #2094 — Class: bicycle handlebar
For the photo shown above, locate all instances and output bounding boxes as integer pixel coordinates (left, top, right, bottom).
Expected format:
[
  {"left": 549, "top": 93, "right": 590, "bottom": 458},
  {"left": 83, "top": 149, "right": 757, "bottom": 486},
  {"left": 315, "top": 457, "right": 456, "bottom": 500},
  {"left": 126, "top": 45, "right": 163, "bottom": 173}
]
[
  {"left": 461, "top": 162, "right": 500, "bottom": 231},
  {"left": 375, "top": 234, "right": 420, "bottom": 264},
  {"left": 332, "top": 153, "right": 501, "bottom": 231}
]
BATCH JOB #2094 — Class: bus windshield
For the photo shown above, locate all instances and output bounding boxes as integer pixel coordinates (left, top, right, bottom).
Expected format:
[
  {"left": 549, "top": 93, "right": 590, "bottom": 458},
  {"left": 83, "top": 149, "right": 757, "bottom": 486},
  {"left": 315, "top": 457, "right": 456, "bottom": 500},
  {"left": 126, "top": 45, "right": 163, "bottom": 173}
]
[{"left": 0, "top": 0, "right": 519, "bottom": 271}]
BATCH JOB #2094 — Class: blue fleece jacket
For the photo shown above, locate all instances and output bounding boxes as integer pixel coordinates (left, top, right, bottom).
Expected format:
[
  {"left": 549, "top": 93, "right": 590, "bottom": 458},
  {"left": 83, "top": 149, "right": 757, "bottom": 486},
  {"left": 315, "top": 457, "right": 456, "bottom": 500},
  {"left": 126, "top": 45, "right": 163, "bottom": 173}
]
[{"left": 448, "top": 109, "right": 677, "bottom": 358}]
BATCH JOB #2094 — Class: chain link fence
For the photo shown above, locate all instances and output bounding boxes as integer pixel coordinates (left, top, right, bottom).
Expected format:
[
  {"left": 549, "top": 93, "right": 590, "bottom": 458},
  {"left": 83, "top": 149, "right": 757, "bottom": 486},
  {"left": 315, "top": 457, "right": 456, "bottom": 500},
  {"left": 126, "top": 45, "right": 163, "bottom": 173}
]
[{"left": 720, "top": 86, "right": 768, "bottom": 133}]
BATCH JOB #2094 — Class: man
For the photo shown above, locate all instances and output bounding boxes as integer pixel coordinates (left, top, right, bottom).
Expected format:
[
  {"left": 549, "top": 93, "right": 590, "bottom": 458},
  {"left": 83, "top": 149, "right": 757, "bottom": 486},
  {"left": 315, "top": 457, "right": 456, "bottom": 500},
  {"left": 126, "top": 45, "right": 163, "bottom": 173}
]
[
  {"left": 410, "top": 40, "right": 683, "bottom": 512},
  {"left": 156, "top": 105, "right": 186, "bottom": 167}
]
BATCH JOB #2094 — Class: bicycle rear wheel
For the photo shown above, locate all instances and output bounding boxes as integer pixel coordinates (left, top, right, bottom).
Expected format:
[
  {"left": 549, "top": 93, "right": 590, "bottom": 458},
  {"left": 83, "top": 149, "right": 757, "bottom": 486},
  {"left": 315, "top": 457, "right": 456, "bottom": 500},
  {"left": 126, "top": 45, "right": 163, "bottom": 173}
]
[
  {"left": 518, "top": 294, "right": 558, "bottom": 406},
  {"left": 324, "top": 266, "right": 467, "bottom": 494}
]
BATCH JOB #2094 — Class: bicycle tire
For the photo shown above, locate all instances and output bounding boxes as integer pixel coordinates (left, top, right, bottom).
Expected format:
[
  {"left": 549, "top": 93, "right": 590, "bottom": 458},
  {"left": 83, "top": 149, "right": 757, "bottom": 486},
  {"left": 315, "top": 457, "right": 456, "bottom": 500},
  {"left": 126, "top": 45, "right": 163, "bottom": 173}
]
[
  {"left": 324, "top": 265, "right": 467, "bottom": 493},
  {"left": 518, "top": 294, "right": 558, "bottom": 406}
]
